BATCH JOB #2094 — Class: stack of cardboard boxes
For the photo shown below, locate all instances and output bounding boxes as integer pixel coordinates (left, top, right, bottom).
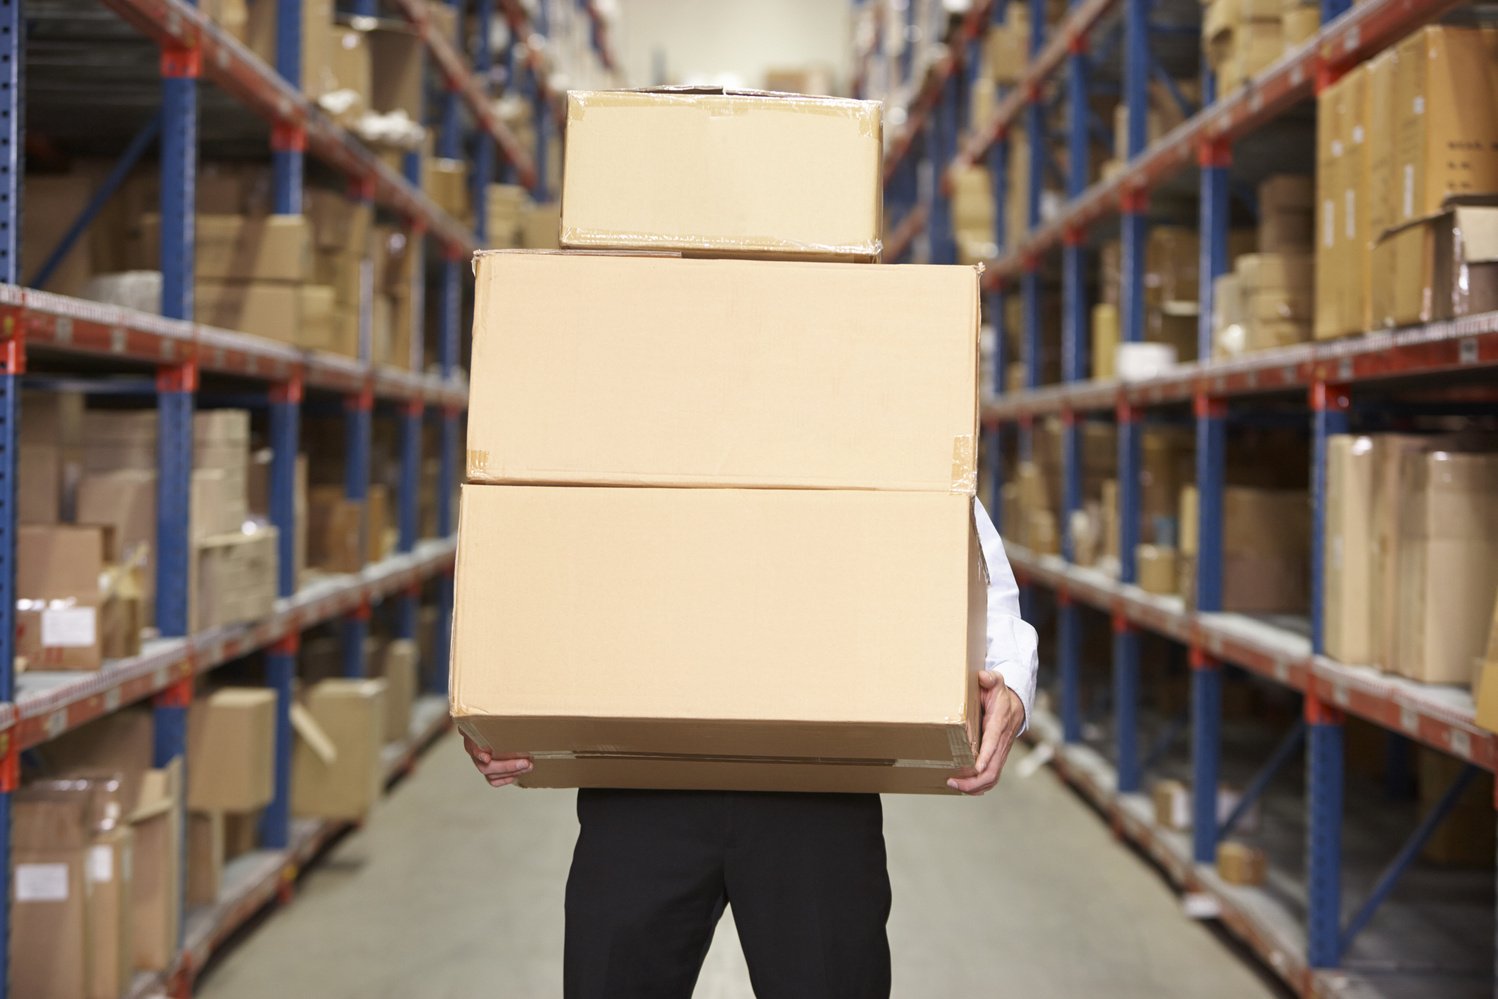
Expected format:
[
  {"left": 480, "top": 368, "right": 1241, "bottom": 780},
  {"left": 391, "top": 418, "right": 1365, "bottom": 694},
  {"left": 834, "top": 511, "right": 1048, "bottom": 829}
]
[
  {"left": 1212, "top": 176, "right": 1316, "bottom": 358},
  {"left": 1319, "top": 27, "right": 1498, "bottom": 339},
  {"left": 25, "top": 710, "right": 185, "bottom": 990},
  {"left": 1323, "top": 434, "right": 1498, "bottom": 691},
  {"left": 452, "top": 89, "right": 988, "bottom": 794}
]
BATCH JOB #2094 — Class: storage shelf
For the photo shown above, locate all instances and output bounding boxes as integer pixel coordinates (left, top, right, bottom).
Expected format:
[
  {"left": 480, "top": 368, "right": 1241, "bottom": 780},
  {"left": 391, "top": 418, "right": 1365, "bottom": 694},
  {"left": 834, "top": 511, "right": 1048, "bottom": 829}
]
[
  {"left": 96, "top": 0, "right": 479, "bottom": 256},
  {"left": 6, "top": 538, "right": 457, "bottom": 751},
  {"left": 392, "top": 0, "right": 538, "bottom": 188},
  {"left": 1026, "top": 707, "right": 1492, "bottom": 999},
  {"left": 124, "top": 695, "right": 452, "bottom": 999},
  {"left": 4, "top": 285, "right": 468, "bottom": 405},
  {"left": 1007, "top": 545, "right": 1497, "bottom": 772},
  {"left": 981, "top": 310, "right": 1498, "bottom": 420},
  {"left": 965, "top": 0, "right": 1464, "bottom": 287}
]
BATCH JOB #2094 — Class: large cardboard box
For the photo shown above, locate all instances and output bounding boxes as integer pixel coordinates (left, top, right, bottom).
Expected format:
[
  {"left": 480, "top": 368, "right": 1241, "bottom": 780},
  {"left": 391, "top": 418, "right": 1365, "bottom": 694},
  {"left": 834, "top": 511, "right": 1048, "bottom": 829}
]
[
  {"left": 15, "top": 524, "right": 108, "bottom": 671},
  {"left": 292, "top": 678, "right": 388, "bottom": 820},
  {"left": 187, "top": 688, "right": 277, "bottom": 811},
  {"left": 1324, "top": 436, "right": 1377, "bottom": 664},
  {"left": 308, "top": 487, "right": 363, "bottom": 573},
  {"left": 12, "top": 783, "right": 94, "bottom": 999},
  {"left": 1393, "top": 450, "right": 1498, "bottom": 684},
  {"left": 88, "top": 820, "right": 133, "bottom": 999},
  {"left": 192, "top": 526, "right": 278, "bottom": 632},
  {"left": 452, "top": 485, "right": 985, "bottom": 793},
  {"left": 197, "top": 279, "right": 299, "bottom": 341},
  {"left": 1392, "top": 27, "right": 1498, "bottom": 225},
  {"left": 1217, "top": 488, "right": 1310, "bottom": 613},
  {"left": 561, "top": 90, "right": 882, "bottom": 261},
  {"left": 468, "top": 252, "right": 978, "bottom": 490},
  {"left": 140, "top": 213, "right": 311, "bottom": 282}
]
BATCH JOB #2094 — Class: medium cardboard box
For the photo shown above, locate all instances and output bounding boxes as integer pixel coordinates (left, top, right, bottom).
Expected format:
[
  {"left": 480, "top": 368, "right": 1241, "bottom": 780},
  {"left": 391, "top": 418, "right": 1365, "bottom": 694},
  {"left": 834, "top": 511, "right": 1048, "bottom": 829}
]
[
  {"left": 1392, "top": 27, "right": 1498, "bottom": 225},
  {"left": 380, "top": 638, "right": 418, "bottom": 742},
  {"left": 367, "top": 25, "right": 424, "bottom": 118},
  {"left": 423, "top": 157, "right": 470, "bottom": 224},
  {"left": 306, "top": 189, "right": 373, "bottom": 254},
  {"left": 1314, "top": 73, "right": 1346, "bottom": 339},
  {"left": 452, "top": 485, "right": 985, "bottom": 794},
  {"left": 130, "top": 759, "right": 183, "bottom": 972},
  {"left": 1324, "top": 436, "right": 1377, "bottom": 664},
  {"left": 197, "top": 279, "right": 299, "bottom": 342},
  {"left": 561, "top": 90, "right": 882, "bottom": 261},
  {"left": 1217, "top": 841, "right": 1267, "bottom": 885},
  {"left": 13, "top": 783, "right": 99, "bottom": 999},
  {"left": 193, "top": 526, "right": 278, "bottom": 632},
  {"left": 1364, "top": 49, "right": 1398, "bottom": 329},
  {"left": 1372, "top": 435, "right": 1448, "bottom": 670},
  {"left": 292, "top": 678, "right": 388, "bottom": 820},
  {"left": 1092, "top": 303, "right": 1120, "bottom": 379},
  {"left": 88, "top": 822, "right": 133, "bottom": 999},
  {"left": 326, "top": 27, "right": 372, "bottom": 125},
  {"left": 1336, "top": 63, "right": 1369, "bottom": 337},
  {"left": 140, "top": 213, "right": 310, "bottom": 283},
  {"left": 1393, "top": 450, "right": 1498, "bottom": 685},
  {"left": 1371, "top": 204, "right": 1498, "bottom": 328},
  {"left": 468, "top": 252, "right": 978, "bottom": 490},
  {"left": 77, "top": 469, "right": 156, "bottom": 618},
  {"left": 1136, "top": 544, "right": 1179, "bottom": 595},
  {"left": 309, "top": 487, "right": 363, "bottom": 573},
  {"left": 16, "top": 524, "right": 107, "bottom": 671},
  {"left": 186, "top": 810, "right": 224, "bottom": 907},
  {"left": 187, "top": 688, "right": 277, "bottom": 811}
]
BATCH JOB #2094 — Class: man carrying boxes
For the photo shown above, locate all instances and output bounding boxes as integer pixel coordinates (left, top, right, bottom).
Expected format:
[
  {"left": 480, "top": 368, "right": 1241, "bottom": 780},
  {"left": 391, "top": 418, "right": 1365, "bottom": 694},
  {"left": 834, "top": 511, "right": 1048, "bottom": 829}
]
[{"left": 452, "top": 89, "right": 1040, "bottom": 998}]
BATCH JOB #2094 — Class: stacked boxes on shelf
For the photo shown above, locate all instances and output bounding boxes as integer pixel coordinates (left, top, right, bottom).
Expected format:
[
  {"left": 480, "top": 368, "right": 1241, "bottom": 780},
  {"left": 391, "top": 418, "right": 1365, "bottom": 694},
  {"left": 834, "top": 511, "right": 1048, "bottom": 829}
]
[
  {"left": 1203, "top": 0, "right": 1287, "bottom": 95},
  {"left": 1324, "top": 433, "right": 1498, "bottom": 690},
  {"left": 1321, "top": 26, "right": 1498, "bottom": 339},
  {"left": 454, "top": 89, "right": 987, "bottom": 794}
]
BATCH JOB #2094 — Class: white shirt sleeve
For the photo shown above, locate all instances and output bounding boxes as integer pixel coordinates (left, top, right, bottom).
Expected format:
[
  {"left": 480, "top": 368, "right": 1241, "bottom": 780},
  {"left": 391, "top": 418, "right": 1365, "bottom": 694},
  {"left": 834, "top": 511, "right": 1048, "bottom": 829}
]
[{"left": 975, "top": 499, "right": 1039, "bottom": 733}]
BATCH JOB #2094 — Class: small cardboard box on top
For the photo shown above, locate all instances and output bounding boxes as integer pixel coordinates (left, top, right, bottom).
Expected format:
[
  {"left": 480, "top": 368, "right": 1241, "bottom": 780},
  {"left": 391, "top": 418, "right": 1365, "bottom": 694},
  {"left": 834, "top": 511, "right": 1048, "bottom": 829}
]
[
  {"left": 560, "top": 89, "right": 883, "bottom": 261},
  {"left": 455, "top": 251, "right": 987, "bottom": 794}
]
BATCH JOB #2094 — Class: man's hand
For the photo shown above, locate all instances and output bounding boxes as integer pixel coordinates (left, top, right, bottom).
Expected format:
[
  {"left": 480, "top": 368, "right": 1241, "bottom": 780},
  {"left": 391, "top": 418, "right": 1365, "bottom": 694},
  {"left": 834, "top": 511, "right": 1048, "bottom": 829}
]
[
  {"left": 948, "top": 670, "right": 1025, "bottom": 796},
  {"left": 462, "top": 734, "right": 533, "bottom": 788}
]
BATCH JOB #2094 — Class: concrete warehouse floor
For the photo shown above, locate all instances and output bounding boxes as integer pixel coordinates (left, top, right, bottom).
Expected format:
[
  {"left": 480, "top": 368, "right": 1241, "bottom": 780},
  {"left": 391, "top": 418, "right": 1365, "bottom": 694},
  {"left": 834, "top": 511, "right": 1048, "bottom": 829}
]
[{"left": 197, "top": 732, "right": 1282, "bottom": 998}]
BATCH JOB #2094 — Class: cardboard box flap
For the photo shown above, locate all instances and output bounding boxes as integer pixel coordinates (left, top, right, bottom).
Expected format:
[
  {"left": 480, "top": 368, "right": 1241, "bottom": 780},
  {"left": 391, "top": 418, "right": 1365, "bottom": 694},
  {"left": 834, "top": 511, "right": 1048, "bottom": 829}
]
[
  {"left": 574, "top": 87, "right": 879, "bottom": 122},
  {"left": 1453, "top": 206, "right": 1498, "bottom": 265},
  {"left": 290, "top": 702, "right": 338, "bottom": 766}
]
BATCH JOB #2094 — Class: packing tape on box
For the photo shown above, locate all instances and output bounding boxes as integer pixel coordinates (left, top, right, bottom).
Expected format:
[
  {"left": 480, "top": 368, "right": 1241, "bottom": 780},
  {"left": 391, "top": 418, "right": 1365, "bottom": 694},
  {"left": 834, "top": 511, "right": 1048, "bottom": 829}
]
[{"left": 951, "top": 434, "right": 977, "bottom": 494}]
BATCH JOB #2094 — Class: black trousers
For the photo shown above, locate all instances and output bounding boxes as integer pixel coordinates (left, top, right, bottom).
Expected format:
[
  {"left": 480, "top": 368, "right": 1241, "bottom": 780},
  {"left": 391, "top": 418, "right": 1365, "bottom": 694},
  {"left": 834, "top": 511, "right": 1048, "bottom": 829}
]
[{"left": 564, "top": 789, "right": 892, "bottom": 999}]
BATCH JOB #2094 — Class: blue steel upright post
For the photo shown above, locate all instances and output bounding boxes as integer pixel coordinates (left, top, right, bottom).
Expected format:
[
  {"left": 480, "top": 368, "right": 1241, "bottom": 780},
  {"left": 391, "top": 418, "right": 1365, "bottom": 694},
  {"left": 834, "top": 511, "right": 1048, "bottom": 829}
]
[
  {"left": 433, "top": 251, "right": 463, "bottom": 696},
  {"left": 928, "top": 73, "right": 957, "bottom": 266},
  {"left": 1307, "top": 380, "right": 1350, "bottom": 966},
  {"left": 260, "top": 0, "right": 307, "bottom": 853},
  {"left": 0, "top": 0, "right": 22, "bottom": 988},
  {"left": 474, "top": 0, "right": 496, "bottom": 244},
  {"left": 987, "top": 128, "right": 1009, "bottom": 530},
  {"left": 1190, "top": 135, "right": 1231, "bottom": 863},
  {"left": 532, "top": 2, "right": 551, "bottom": 202},
  {"left": 156, "top": 35, "right": 199, "bottom": 952},
  {"left": 1113, "top": 0, "right": 1150, "bottom": 794},
  {"left": 1057, "top": 6, "right": 1090, "bottom": 745}
]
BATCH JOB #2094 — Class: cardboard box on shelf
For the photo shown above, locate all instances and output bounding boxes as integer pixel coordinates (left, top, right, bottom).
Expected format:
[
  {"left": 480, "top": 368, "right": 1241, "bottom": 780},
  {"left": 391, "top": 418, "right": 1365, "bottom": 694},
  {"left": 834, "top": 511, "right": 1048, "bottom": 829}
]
[
  {"left": 186, "top": 810, "right": 224, "bottom": 908},
  {"left": 1314, "top": 70, "right": 1347, "bottom": 340},
  {"left": 519, "top": 201, "right": 561, "bottom": 249},
  {"left": 1217, "top": 841, "right": 1267, "bottom": 885},
  {"left": 186, "top": 688, "right": 277, "bottom": 812},
  {"left": 139, "top": 213, "right": 310, "bottom": 283},
  {"left": 1181, "top": 488, "right": 1310, "bottom": 613},
  {"left": 22, "top": 173, "right": 97, "bottom": 296},
  {"left": 81, "top": 409, "right": 157, "bottom": 473},
  {"left": 381, "top": 638, "right": 418, "bottom": 742},
  {"left": 1257, "top": 174, "right": 1315, "bottom": 252},
  {"left": 299, "top": 284, "right": 345, "bottom": 355},
  {"left": 1325, "top": 435, "right": 1377, "bottom": 664},
  {"left": 309, "top": 487, "right": 364, "bottom": 573},
  {"left": 1136, "top": 544, "right": 1179, "bottom": 595},
  {"left": 484, "top": 183, "right": 528, "bottom": 249},
  {"left": 306, "top": 188, "right": 374, "bottom": 254},
  {"left": 561, "top": 90, "right": 882, "bottom": 261},
  {"left": 368, "top": 25, "right": 425, "bottom": 120},
  {"left": 292, "top": 678, "right": 388, "bottom": 820},
  {"left": 192, "top": 526, "right": 278, "bottom": 632},
  {"left": 325, "top": 26, "right": 372, "bottom": 126},
  {"left": 15, "top": 524, "right": 109, "bottom": 671},
  {"left": 1392, "top": 27, "right": 1498, "bottom": 226},
  {"left": 452, "top": 485, "right": 985, "bottom": 794},
  {"left": 1370, "top": 203, "right": 1498, "bottom": 328},
  {"left": 468, "top": 252, "right": 978, "bottom": 490},
  {"left": 367, "top": 484, "right": 392, "bottom": 562},
  {"left": 223, "top": 811, "right": 260, "bottom": 861},
  {"left": 245, "top": 0, "right": 333, "bottom": 96},
  {"left": 196, "top": 279, "right": 299, "bottom": 342},
  {"left": 76, "top": 469, "right": 157, "bottom": 620},
  {"left": 1363, "top": 49, "right": 1397, "bottom": 330},
  {"left": 131, "top": 759, "right": 183, "bottom": 972},
  {"left": 1392, "top": 450, "right": 1498, "bottom": 685},
  {"left": 423, "top": 157, "right": 471, "bottom": 225}
]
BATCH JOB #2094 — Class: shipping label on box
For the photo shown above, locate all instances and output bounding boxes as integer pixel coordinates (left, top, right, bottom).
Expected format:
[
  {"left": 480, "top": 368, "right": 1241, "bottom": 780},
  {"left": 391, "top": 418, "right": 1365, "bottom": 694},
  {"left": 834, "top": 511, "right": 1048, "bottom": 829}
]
[{"left": 561, "top": 89, "right": 883, "bottom": 261}]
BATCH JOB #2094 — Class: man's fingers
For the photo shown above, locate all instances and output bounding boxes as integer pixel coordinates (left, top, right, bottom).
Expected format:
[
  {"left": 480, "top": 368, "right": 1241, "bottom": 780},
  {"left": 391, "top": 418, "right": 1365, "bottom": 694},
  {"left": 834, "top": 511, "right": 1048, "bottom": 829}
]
[
  {"left": 486, "top": 774, "right": 519, "bottom": 788},
  {"left": 977, "top": 669, "right": 1000, "bottom": 690},
  {"left": 462, "top": 735, "right": 492, "bottom": 765},
  {"left": 974, "top": 705, "right": 1004, "bottom": 774},
  {"left": 947, "top": 772, "right": 997, "bottom": 795},
  {"left": 479, "top": 757, "right": 533, "bottom": 778}
]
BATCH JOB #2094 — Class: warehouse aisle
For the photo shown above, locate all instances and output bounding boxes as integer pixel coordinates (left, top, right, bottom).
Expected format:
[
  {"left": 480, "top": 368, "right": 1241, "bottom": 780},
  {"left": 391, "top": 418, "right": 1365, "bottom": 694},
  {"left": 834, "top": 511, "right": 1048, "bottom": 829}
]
[{"left": 197, "top": 733, "right": 1280, "bottom": 999}]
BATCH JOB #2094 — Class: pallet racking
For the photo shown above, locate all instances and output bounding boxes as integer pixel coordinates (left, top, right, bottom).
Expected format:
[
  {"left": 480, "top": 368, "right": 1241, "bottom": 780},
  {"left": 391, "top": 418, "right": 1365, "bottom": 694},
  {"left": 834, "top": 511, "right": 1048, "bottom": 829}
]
[
  {"left": 857, "top": 0, "right": 1497, "bottom": 993},
  {"left": 0, "top": 2, "right": 617, "bottom": 996}
]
